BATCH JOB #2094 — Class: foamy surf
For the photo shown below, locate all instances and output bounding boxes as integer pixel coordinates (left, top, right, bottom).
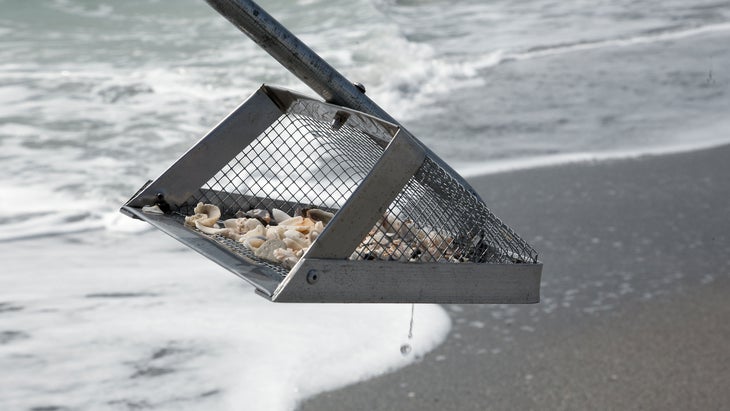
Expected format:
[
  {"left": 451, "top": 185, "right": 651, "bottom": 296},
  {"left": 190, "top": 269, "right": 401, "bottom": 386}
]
[
  {"left": 509, "top": 21, "right": 730, "bottom": 62},
  {"left": 0, "top": 232, "right": 451, "bottom": 411},
  {"left": 455, "top": 117, "right": 730, "bottom": 178}
]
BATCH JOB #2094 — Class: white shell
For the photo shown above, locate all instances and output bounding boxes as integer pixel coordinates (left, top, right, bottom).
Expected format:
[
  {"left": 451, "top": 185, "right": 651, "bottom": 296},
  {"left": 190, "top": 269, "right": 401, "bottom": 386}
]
[
  {"left": 242, "top": 218, "right": 263, "bottom": 232},
  {"left": 273, "top": 247, "right": 299, "bottom": 269},
  {"left": 193, "top": 202, "right": 221, "bottom": 227},
  {"left": 184, "top": 213, "right": 206, "bottom": 227},
  {"left": 241, "top": 224, "right": 266, "bottom": 240},
  {"left": 254, "top": 239, "right": 287, "bottom": 262},
  {"left": 243, "top": 236, "right": 267, "bottom": 250},
  {"left": 194, "top": 220, "right": 229, "bottom": 235},
  {"left": 277, "top": 216, "right": 303, "bottom": 227},
  {"left": 271, "top": 208, "right": 291, "bottom": 224},
  {"left": 142, "top": 205, "right": 164, "bottom": 215},
  {"left": 265, "top": 226, "right": 282, "bottom": 240},
  {"left": 283, "top": 237, "right": 309, "bottom": 251}
]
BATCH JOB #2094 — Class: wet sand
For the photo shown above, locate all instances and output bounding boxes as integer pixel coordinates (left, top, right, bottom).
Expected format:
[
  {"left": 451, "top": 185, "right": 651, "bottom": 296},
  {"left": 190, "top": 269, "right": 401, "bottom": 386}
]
[{"left": 298, "top": 144, "right": 730, "bottom": 410}]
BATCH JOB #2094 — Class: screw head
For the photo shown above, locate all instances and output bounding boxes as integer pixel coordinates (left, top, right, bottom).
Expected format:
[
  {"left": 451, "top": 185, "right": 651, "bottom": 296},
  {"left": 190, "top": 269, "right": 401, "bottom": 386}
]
[{"left": 306, "top": 270, "right": 319, "bottom": 284}]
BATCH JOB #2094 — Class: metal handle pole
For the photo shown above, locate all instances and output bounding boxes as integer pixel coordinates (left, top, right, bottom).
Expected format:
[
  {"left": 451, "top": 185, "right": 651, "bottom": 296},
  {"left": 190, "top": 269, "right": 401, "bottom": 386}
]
[
  {"left": 204, "top": 0, "right": 395, "bottom": 122},
  {"left": 203, "top": 0, "right": 482, "bottom": 199}
]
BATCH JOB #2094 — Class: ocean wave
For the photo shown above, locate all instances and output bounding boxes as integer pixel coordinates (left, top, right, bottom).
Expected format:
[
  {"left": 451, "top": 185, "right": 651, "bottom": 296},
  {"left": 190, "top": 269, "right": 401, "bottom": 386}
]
[
  {"left": 456, "top": 127, "right": 730, "bottom": 178},
  {"left": 362, "top": 19, "right": 730, "bottom": 122},
  {"left": 463, "top": 21, "right": 730, "bottom": 74},
  {"left": 48, "top": 0, "right": 116, "bottom": 19},
  {"left": 506, "top": 21, "right": 730, "bottom": 63},
  {"left": 0, "top": 183, "right": 108, "bottom": 242}
]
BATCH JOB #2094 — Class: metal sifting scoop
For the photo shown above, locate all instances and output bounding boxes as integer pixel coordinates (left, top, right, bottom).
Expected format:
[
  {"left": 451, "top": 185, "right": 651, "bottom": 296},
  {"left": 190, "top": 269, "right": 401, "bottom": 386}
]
[{"left": 120, "top": 0, "right": 542, "bottom": 303}]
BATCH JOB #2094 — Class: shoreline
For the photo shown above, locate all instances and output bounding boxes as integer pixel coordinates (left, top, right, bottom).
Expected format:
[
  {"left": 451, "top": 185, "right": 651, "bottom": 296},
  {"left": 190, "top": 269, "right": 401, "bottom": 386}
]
[
  {"left": 456, "top": 138, "right": 730, "bottom": 179},
  {"left": 298, "top": 143, "right": 730, "bottom": 410}
]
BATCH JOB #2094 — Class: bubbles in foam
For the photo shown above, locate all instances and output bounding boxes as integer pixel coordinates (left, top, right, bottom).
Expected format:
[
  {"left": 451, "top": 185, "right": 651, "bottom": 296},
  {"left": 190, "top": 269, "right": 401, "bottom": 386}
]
[{"left": 400, "top": 344, "right": 412, "bottom": 355}]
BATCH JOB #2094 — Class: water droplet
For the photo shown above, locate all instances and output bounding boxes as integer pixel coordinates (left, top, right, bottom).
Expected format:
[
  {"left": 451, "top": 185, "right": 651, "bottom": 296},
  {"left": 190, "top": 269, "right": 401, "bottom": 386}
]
[
  {"left": 408, "top": 303, "right": 415, "bottom": 339},
  {"left": 400, "top": 344, "right": 412, "bottom": 355},
  {"left": 400, "top": 304, "right": 416, "bottom": 355}
]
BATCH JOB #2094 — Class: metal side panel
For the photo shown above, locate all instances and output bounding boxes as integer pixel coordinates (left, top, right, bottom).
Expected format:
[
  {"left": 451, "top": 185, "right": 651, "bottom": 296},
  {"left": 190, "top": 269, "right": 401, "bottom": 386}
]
[
  {"left": 305, "top": 130, "right": 425, "bottom": 260},
  {"left": 121, "top": 206, "right": 282, "bottom": 298},
  {"left": 126, "top": 86, "right": 283, "bottom": 209},
  {"left": 273, "top": 258, "right": 542, "bottom": 303}
]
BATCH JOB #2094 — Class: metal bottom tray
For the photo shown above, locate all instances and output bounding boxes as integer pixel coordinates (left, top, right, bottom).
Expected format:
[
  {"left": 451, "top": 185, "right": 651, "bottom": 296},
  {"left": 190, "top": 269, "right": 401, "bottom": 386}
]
[{"left": 121, "top": 205, "right": 541, "bottom": 303}]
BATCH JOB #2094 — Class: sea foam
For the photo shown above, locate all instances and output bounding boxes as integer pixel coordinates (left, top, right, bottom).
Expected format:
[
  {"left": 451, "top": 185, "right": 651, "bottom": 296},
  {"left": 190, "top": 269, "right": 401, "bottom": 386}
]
[{"left": 0, "top": 232, "right": 451, "bottom": 411}]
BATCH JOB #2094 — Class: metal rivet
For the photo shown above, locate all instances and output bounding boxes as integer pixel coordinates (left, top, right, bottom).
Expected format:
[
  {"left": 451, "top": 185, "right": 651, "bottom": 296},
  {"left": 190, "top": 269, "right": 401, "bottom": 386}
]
[
  {"left": 306, "top": 270, "right": 319, "bottom": 284},
  {"left": 331, "top": 111, "right": 350, "bottom": 131},
  {"left": 353, "top": 82, "right": 366, "bottom": 93}
]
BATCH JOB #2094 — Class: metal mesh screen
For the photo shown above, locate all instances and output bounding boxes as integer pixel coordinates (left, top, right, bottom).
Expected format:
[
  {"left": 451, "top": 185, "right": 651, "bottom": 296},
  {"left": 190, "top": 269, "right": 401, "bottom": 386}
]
[
  {"left": 180, "top": 112, "right": 384, "bottom": 217},
  {"left": 351, "top": 157, "right": 540, "bottom": 264},
  {"left": 172, "top": 107, "right": 537, "bottom": 274},
  {"left": 174, "top": 112, "right": 386, "bottom": 276}
]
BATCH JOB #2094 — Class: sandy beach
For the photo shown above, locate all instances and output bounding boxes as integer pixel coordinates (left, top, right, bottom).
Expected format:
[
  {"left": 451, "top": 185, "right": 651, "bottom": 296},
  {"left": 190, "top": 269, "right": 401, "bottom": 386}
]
[{"left": 298, "top": 144, "right": 730, "bottom": 410}]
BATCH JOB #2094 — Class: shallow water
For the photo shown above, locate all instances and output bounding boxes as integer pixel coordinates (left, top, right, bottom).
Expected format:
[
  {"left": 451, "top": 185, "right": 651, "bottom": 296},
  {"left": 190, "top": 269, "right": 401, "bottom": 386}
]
[
  {"left": 0, "top": 230, "right": 451, "bottom": 410},
  {"left": 2, "top": 0, "right": 729, "bottom": 238},
  {"left": 1, "top": 0, "right": 729, "bottom": 409}
]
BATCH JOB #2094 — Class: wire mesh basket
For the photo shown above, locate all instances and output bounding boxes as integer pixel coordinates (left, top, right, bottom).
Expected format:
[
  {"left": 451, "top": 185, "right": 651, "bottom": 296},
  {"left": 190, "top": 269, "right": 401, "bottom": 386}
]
[{"left": 122, "top": 85, "right": 541, "bottom": 303}]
